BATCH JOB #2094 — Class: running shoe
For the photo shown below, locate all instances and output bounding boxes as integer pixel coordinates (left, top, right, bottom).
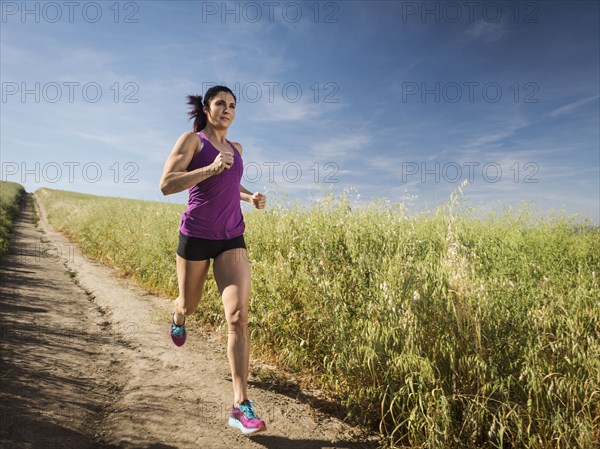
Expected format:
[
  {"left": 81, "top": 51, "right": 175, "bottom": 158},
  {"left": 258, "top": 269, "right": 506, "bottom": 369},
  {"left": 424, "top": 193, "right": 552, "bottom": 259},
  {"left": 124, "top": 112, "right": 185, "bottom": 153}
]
[
  {"left": 170, "top": 313, "right": 186, "bottom": 347},
  {"left": 228, "top": 400, "right": 267, "bottom": 434}
]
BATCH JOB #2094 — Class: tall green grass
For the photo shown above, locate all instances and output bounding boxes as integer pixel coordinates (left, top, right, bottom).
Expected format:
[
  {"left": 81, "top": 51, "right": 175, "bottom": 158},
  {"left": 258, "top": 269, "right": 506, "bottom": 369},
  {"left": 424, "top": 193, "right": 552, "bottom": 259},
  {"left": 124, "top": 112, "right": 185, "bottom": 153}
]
[
  {"left": 0, "top": 181, "right": 25, "bottom": 259},
  {"left": 36, "top": 186, "right": 599, "bottom": 448}
]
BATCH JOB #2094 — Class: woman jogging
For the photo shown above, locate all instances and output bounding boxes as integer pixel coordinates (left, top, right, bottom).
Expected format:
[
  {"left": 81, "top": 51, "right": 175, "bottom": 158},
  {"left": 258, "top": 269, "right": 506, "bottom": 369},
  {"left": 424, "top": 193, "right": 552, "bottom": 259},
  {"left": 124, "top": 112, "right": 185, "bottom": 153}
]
[{"left": 159, "top": 85, "right": 267, "bottom": 435}]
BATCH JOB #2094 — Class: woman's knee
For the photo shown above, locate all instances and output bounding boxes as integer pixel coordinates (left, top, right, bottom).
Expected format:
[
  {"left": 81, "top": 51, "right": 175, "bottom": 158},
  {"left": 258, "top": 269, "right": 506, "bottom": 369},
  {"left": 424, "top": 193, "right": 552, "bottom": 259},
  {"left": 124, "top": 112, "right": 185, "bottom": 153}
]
[
  {"left": 226, "top": 309, "right": 249, "bottom": 342},
  {"left": 226, "top": 307, "right": 248, "bottom": 327}
]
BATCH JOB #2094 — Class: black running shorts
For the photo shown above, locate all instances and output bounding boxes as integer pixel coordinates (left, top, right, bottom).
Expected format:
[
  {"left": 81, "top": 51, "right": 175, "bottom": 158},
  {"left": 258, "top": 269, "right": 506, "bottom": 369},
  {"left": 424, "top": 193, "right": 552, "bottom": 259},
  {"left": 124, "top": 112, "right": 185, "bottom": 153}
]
[{"left": 177, "top": 231, "right": 246, "bottom": 261}]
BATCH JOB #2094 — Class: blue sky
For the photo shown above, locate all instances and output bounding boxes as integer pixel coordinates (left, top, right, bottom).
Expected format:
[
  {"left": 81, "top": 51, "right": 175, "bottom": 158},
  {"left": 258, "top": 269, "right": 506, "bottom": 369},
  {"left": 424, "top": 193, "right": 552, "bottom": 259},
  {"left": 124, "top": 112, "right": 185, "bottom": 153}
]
[{"left": 1, "top": 0, "right": 599, "bottom": 222}]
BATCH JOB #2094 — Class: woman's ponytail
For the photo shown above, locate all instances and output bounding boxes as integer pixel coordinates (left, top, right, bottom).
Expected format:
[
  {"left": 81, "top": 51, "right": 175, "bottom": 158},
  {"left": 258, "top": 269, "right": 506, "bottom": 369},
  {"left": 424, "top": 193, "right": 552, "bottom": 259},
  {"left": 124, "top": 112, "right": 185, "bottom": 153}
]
[{"left": 187, "top": 94, "right": 207, "bottom": 132}]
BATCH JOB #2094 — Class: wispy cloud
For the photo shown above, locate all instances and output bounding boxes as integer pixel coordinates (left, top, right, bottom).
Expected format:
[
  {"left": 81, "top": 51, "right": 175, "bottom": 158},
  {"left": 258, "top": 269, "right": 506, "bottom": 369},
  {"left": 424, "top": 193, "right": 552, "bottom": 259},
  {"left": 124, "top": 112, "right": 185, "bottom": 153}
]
[
  {"left": 248, "top": 97, "right": 343, "bottom": 123},
  {"left": 549, "top": 94, "right": 600, "bottom": 117},
  {"left": 456, "top": 118, "right": 529, "bottom": 152},
  {"left": 312, "top": 134, "right": 372, "bottom": 159},
  {"left": 464, "top": 20, "right": 507, "bottom": 43}
]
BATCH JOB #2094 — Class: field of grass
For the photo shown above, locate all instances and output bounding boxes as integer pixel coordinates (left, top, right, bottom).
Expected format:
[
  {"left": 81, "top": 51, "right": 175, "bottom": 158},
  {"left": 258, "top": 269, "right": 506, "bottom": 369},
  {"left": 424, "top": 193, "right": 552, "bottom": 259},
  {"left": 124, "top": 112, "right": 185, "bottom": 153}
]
[
  {"left": 0, "top": 181, "right": 26, "bottom": 259},
  {"left": 36, "top": 186, "right": 599, "bottom": 448}
]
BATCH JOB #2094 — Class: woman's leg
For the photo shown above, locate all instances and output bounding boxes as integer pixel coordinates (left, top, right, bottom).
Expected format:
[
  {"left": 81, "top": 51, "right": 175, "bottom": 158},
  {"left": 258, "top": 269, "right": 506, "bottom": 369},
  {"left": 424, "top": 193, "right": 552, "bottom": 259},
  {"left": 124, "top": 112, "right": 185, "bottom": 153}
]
[
  {"left": 212, "top": 248, "right": 251, "bottom": 406},
  {"left": 173, "top": 254, "right": 211, "bottom": 325}
]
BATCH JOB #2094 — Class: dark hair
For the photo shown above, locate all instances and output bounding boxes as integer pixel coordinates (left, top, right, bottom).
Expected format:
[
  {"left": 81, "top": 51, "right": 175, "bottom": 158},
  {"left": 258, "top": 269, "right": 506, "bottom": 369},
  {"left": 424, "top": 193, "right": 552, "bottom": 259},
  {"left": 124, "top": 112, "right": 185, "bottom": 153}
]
[{"left": 187, "top": 85, "right": 237, "bottom": 133}]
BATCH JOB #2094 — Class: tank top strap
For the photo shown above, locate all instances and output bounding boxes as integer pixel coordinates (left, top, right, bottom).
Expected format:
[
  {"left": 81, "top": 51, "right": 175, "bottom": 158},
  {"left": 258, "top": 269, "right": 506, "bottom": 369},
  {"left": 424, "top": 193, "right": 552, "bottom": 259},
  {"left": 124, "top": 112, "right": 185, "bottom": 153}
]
[{"left": 226, "top": 139, "right": 240, "bottom": 157}]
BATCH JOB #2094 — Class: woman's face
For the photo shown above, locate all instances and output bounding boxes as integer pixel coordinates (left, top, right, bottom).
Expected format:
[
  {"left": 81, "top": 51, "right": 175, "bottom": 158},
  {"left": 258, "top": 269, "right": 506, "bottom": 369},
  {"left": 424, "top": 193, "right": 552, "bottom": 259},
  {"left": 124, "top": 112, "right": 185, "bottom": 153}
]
[{"left": 204, "top": 91, "right": 236, "bottom": 130}]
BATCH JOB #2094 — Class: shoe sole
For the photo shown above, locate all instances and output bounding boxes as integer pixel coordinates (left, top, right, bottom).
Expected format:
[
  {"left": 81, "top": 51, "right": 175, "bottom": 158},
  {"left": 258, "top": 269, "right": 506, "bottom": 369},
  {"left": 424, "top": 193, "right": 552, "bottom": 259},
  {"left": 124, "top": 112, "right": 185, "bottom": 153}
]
[
  {"left": 170, "top": 328, "right": 186, "bottom": 346},
  {"left": 228, "top": 417, "right": 266, "bottom": 435},
  {"left": 170, "top": 335, "right": 186, "bottom": 346}
]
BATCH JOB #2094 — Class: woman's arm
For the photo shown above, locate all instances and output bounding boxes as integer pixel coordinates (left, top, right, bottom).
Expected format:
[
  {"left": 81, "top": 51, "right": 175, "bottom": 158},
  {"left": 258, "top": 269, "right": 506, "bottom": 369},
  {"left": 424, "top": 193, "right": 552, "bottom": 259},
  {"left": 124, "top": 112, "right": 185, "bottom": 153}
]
[
  {"left": 159, "top": 131, "right": 229, "bottom": 195},
  {"left": 240, "top": 185, "right": 253, "bottom": 203},
  {"left": 240, "top": 185, "right": 266, "bottom": 209},
  {"left": 234, "top": 142, "right": 266, "bottom": 208},
  {"left": 235, "top": 143, "right": 252, "bottom": 203}
]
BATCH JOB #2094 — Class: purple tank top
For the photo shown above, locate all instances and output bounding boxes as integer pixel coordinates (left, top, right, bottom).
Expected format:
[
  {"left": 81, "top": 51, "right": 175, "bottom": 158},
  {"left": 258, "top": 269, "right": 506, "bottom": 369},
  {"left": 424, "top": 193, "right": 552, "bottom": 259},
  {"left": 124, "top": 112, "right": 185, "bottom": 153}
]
[{"left": 179, "top": 131, "right": 245, "bottom": 240}]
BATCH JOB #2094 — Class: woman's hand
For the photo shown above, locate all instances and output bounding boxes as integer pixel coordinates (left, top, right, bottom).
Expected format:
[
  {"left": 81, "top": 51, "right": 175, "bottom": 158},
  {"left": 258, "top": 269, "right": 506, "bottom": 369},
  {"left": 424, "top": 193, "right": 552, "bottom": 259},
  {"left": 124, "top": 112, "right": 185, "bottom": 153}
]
[
  {"left": 251, "top": 192, "right": 266, "bottom": 209},
  {"left": 211, "top": 151, "right": 234, "bottom": 174}
]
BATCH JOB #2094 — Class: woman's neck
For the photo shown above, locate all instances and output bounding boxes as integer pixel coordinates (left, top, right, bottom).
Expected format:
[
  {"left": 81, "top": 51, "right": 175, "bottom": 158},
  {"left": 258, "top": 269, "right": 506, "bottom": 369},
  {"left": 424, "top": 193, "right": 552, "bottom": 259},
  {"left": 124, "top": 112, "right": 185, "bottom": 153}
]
[{"left": 202, "top": 125, "right": 228, "bottom": 144}]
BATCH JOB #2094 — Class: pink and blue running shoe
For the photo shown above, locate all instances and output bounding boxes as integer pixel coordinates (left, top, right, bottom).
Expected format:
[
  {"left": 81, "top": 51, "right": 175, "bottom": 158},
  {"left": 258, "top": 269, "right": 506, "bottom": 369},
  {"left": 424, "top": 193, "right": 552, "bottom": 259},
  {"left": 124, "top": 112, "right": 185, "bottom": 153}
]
[
  {"left": 228, "top": 400, "right": 266, "bottom": 434},
  {"left": 170, "top": 313, "right": 186, "bottom": 347}
]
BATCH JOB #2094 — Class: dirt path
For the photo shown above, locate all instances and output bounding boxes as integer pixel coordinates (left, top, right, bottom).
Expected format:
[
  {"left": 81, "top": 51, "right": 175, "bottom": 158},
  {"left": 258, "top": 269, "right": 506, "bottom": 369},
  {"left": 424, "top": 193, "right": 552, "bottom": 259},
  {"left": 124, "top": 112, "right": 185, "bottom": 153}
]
[{"left": 0, "top": 194, "right": 378, "bottom": 449}]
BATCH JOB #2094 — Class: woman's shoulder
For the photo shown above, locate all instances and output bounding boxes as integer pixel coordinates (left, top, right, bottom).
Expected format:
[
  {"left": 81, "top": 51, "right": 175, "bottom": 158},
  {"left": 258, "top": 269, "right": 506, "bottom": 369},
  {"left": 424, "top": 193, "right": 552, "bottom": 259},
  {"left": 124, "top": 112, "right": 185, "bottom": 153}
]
[
  {"left": 177, "top": 130, "right": 197, "bottom": 138},
  {"left": 176, "top": 131, "right": 202, "bottom": 155},
  {"left": 176, "top": 130, "right": 202, "bottom": 143}
]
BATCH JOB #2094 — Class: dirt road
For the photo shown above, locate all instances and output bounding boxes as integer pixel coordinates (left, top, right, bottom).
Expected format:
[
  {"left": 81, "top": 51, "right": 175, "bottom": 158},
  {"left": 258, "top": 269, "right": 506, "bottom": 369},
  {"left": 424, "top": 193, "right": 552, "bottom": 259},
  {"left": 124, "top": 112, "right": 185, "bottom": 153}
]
[{"left": 0, "top": 195, "right": 377, "bottom": 449}]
